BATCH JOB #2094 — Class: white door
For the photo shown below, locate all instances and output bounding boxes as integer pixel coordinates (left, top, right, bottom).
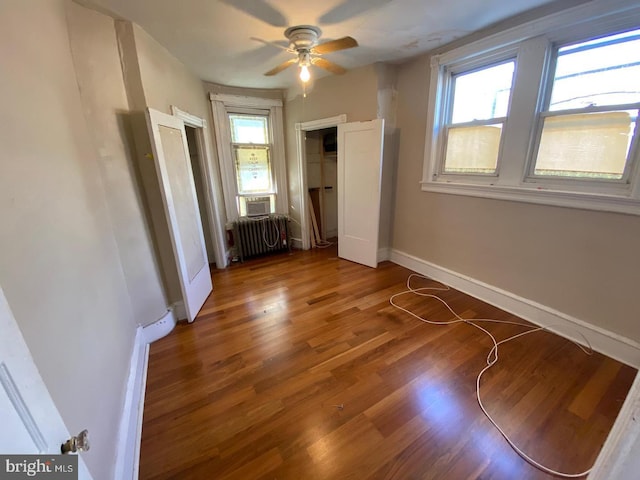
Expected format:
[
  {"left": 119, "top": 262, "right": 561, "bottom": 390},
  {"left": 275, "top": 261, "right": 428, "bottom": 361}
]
[
  {"left": 146, "top": 108, "right": 212, "bottom": 322},
  {"left": 0, "top": 287, "right": 93, "bottom": 479},
  {"left": 337, "top": 119, "right": 385, "bottom": 268}
]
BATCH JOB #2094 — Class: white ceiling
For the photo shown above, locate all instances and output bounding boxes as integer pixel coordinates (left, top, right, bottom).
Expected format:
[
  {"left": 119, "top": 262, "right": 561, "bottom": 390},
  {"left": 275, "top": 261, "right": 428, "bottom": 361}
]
[{"left": 91, "top": 0, "right": 566, "bottom": 89}]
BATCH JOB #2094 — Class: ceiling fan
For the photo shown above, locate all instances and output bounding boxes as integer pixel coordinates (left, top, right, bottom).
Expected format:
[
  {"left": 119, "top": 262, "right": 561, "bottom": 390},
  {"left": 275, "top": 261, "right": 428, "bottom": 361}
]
[{"left": 253, "top": 25, "right": 358, "bottom": 83}]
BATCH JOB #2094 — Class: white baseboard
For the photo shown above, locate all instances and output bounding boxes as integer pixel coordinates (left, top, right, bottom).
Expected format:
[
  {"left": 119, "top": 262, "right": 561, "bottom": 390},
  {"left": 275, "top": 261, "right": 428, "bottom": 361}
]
[
  {"left": 172, "top": 301, "right": 187, "bottom": 322},
  {"left": 114, "top": 327, "right": 149, "bottom": 480},
  {"left": 143, "top": 308, "right": 177, "bottom": 344},
  {"left": 390, "top": 249, "right": 640, "bottom": 368},
  {"left": 114, "top": 309, "right": 176, "bottom": 480},
  {"left": 378, "top": 247, "right": 391, "bottom": 263}
]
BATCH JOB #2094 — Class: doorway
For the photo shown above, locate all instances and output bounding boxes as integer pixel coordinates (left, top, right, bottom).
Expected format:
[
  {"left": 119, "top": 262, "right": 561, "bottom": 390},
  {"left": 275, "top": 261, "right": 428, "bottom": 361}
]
[
  {"left": 295, "top": 114, "right": 347, "bottom": 250},
  {"left": 170, "top": 105, "right": 227, "bottom": 269},
  {"left": 185, "top": 125, "right": 215, "bottom": 265},
  {"left": 305, "top": 127, "right": 338, "bottom": 245}
]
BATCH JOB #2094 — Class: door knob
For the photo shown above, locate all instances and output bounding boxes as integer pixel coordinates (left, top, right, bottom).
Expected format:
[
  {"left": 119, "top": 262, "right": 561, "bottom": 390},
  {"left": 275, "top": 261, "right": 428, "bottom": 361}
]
[{"left": 61, "top": 429, "right": 90, "bottom": 454}]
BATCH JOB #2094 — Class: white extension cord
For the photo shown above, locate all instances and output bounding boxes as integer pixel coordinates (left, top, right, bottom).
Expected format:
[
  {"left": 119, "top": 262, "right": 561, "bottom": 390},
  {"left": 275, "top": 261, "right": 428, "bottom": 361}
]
[
  {"left": 246, "top": 215, "right": 282, "bottom": 248},
  {"left": 389, "top": 274, "right": 594, "bottom": 478}
]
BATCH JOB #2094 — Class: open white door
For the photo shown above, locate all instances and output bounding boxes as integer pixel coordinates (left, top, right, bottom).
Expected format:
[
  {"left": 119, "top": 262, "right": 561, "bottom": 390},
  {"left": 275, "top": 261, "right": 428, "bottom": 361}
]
[
  {"left": 337, "top": 119, "right": 385, "bottom": 268},
  {"left": 146, "top": 108, "right": 212, "bottom": 322},
  {"left": 0, "top": 287, "right": 93, "bottom": 479}
]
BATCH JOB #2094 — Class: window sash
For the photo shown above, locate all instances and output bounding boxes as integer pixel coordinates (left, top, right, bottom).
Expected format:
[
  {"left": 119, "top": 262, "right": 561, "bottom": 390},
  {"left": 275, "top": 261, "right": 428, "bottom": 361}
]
[
  {"left": 437, "top": 56, "right": 515, "bottom": 180},
  {"left": 228, "top": 113, "right": 270, "bottom": 145},
  {"left": 232, "top": 145, "right": 275, "bottom": 195},
  {"left": 529, "top": 105, "right": 640, "bottom": 183},
  {"left": 441, "top": 119, "right": 507, "bottom": 176}
]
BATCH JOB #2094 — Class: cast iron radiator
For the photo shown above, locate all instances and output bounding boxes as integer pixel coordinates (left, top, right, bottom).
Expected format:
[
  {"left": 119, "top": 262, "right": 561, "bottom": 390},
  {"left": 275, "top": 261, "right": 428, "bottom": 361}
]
[{"left": 232, "top": 214, "right": 291, "bottom": 262}]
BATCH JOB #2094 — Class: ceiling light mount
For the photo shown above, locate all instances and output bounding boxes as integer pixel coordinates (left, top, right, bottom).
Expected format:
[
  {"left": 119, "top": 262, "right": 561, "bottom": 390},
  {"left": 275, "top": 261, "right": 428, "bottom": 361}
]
[{"left": 284, "top": 25, "right": 321, "bottom": 50}]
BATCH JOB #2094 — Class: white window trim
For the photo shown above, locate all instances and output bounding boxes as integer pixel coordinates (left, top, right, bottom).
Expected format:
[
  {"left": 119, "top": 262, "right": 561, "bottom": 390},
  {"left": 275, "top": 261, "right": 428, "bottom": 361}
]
[
  {"left": 422, "top": 0, "right": 640, "bottom": 216},
  {"left": 210, "top": 93, "right": 288, "bottom": 222}
]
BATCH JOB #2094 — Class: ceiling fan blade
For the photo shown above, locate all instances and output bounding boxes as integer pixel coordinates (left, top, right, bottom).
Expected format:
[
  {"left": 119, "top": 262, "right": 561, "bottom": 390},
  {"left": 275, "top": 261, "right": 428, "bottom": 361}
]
[
  {"left": 250, "top": 37, "right": 295, "bottom": 53},
  {"left": 319, "top": 0, "right": 391, "bottom": 25},
  {"left": 264, "top": 58, "right": 297, "bottom": 76},
  {"left": 311, "top": 57, "right": 347, "bottom": 75},
  {"left": 220, "top": 0, "right": 287, "bottom": 27},
  {"left": 311, "top": 36, "right": 358, "bottom": 55}
]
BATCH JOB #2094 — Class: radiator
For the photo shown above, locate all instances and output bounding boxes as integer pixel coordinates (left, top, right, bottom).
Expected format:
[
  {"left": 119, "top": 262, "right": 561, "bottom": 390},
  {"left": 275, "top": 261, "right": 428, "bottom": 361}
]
[{"left": 233, "top": 214, "right": 290, "bottom": 262}]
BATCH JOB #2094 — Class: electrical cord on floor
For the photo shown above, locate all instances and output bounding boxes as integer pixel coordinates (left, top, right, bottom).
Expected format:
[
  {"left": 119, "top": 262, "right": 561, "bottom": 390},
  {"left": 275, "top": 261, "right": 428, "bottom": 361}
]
[{"left": 389, "top": 274, "right": 593, "bottom": 478}]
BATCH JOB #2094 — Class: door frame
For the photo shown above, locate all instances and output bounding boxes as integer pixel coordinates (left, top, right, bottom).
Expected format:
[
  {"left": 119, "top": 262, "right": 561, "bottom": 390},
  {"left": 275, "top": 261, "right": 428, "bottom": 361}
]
[
  {"left": 295, "top": 114, "right": 347, "bottom": 250},
  {"left": 171, "top": 106, "right": 228, "bottom": 268},
  {"left": 146, "top": 107, "right": 212, "bottom": 322}
]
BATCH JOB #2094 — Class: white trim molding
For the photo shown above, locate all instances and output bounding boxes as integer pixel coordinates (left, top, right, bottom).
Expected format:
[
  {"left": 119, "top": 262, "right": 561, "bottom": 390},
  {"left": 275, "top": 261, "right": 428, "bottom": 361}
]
[
  {"left": 143, "top": 307, "right": 177, "bottom": 344},
  {"left": 170, "top": 106, "right": 206, "bottom": 128},
  {"left": 114, "top": 327, "right": 148, "bottom": 480},
  {"left": 114, "top": 309, "right": 176, "bottom": 480},
  {"left": 209, "top": 93, "right": 282, "bottom": 108},
  {"left": 170, "top": 105, "right": 228, "bottom": 268},
  {"left": 377, "top": 247, "right": 391, "bottom": 263},
  {"left": 390, "top": 249, "right": 640, "bottom": 368},
  {"left": 294, "top": 114, "right": 348, "bottom": 250},
  {"left": 589, "top": 371, "right": 640, "bottom": 480}
]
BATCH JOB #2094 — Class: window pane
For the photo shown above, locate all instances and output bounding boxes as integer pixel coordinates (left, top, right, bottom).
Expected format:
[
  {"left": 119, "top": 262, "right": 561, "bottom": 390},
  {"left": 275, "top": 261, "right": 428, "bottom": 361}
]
[
  {"left": 450, "top": 61, "right": 515, "bottom": 123},
  {"left": 444, "top": 124, "right": 502, "bottom": 174},
  {"left": 550, "top": 30, "right": 640, "bottom": 111},
  {"left": 229, "top": 114, "right": 268, "bottom": 144},
  {"left": 535, "top": 111, "right": 635, "bottom": 179},
  {"left": 234, "top": 146, "right": 272, "bottom": 193}
]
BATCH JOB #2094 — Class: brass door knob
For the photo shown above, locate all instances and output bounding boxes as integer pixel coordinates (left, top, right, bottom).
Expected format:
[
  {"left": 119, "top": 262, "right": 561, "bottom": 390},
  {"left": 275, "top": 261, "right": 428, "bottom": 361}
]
[{"left": 61, "top": 429, "right": 90, "bottom": 454}]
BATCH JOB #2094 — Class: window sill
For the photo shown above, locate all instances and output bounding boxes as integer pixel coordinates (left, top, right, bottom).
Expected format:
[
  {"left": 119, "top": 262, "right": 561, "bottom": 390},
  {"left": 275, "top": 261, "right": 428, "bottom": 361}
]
[{"left": 420, "top": 181, "right": 640, "bottom": 216}]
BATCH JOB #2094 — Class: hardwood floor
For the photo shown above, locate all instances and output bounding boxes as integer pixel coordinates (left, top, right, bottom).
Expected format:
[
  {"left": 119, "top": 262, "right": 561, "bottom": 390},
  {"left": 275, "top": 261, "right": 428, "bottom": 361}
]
[{"left": 139, "top": 246, "right": 636, "bottom": 479}]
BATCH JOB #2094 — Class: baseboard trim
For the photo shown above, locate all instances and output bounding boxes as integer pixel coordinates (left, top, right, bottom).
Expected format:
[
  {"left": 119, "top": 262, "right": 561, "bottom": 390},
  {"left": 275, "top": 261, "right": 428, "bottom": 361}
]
[
  {"left": 378, "top": 247, "right": 391, "bottom": 263},
  {"left": 390, "top": 249, "right": 640, "bottom": 368},
  {"left": 172, "top": 301, "right": 187, "bottom": 322},
  {"left": 114, "top": 327, "right": 149, "bottom": 480},
  {"left": 114, "top": 309, "right": 176, "bottom": 479},
  {"left": 143, "top": 308, "right": 177, "bottom": 344}
]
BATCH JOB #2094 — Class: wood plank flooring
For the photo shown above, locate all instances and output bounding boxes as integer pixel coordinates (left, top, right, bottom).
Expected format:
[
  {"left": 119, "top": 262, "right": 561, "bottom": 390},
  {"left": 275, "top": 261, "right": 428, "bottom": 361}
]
[{"left": 139, "top": 246, "right": 636, "bottom": 479}]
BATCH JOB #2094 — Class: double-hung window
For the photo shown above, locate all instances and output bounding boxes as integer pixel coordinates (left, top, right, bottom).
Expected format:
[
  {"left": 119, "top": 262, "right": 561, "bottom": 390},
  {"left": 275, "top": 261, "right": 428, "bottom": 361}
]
[
  {"left": 210, "top": 94, "right": 287, "bottom": 221},
  {"left": 443, "top": 61, "right": 515, "bottom": 176},
  {"left": 423, "top": 1, "right": 640, "bottom": 214}
]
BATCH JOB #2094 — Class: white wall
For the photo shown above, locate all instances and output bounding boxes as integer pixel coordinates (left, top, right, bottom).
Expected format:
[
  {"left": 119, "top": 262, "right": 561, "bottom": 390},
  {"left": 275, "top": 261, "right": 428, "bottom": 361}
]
[
  {"left": 66, "top": 1, "right": 168, "bottom": 324},
  {"left": 0, "top": 2, "right": 138, "bottom": 478}
]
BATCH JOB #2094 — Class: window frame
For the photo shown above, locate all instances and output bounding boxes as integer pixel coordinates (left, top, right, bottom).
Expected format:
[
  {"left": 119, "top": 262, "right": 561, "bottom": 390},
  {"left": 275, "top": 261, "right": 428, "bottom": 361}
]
[
  {"left": 210, "top": 94, "right": 288, "bottom": 222},
  {"left": 422, "top": 1, "right": 640, "bottom": 215}
]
